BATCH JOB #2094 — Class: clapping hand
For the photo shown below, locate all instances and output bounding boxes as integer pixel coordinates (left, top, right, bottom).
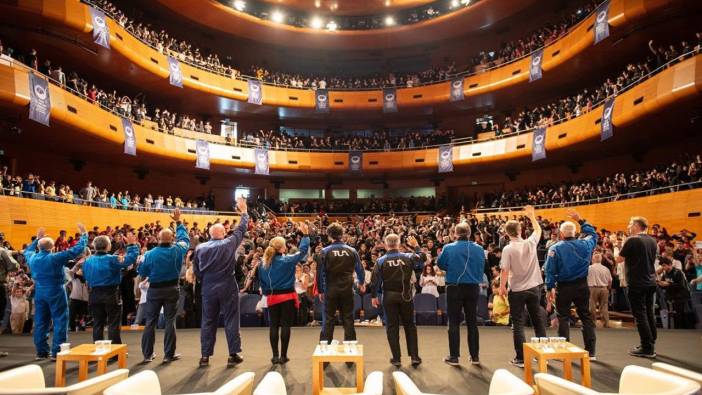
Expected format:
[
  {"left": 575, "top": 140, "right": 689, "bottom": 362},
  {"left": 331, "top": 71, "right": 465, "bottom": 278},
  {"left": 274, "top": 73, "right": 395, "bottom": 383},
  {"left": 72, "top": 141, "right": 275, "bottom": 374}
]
[{"left": 170, "top": 208, "right": 181, "bottom": 222}]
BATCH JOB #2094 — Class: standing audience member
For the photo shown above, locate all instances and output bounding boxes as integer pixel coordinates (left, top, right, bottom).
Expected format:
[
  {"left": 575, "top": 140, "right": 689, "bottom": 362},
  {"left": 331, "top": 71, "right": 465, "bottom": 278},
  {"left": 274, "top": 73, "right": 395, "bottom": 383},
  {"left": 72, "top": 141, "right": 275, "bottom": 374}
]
[
  {"left": 419, "top": 265, "right": 440, "bottom": 297},
  {"left": 68, "top": 265, "right": 89, "bottom": 332},
  {"left": 10, "top": 287, "right": 29, "bottom": 334},
  {"left": 657, "top": 257, "right": 693, "bottom": 329},
  {"left": 588, "top": 252, "right": 613, "bottom": 328}
]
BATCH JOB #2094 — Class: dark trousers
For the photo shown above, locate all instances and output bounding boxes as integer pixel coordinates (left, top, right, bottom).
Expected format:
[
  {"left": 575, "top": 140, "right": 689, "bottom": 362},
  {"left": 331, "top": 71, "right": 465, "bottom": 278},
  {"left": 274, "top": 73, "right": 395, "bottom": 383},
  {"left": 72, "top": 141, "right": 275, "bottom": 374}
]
[
  {"left": 628, "top": 286, "right": 657, "bottom": 351},
  {"left": 268, "top": 299, "right": 295, "bottom": 358},
  {"left": 509, "top": 285, "right": 547, "bottom": 360},
  {"left": 323, "top": 286, "right": 356, "bottom": 342},
  {"left": 556, "top": 278, "right": 596, "bottom": 356},
  {"left": 446, "top": 284, "right": 479, "bottom": 360},
  {"left": 671, "top": 299, "right": 692, "bottom": 329},
  {"left": 141, "top": 285, "right": 179, "bottom": 359},
  {"left": 200, "top": 281, "right": 241, "bottom": 357},
  {"left": 90, "top": 286, "right": 122, "bottom": 344},
  {"left": 382, "top": 291, "right": 419, "bottom": 360},
  {"left": 0, "top": 283, "right": 6, "bottom": 328},
  {"left": 69, "top": 299, "right": 88, "bottom": 331}
]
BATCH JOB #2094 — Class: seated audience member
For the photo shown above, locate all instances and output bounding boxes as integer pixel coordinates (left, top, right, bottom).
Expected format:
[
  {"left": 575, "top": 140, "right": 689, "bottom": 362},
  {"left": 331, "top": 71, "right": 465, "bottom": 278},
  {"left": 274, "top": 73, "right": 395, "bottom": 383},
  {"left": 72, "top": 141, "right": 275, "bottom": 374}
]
[{"left": 489, "top": 281, "right": 510, "bottom": 326}]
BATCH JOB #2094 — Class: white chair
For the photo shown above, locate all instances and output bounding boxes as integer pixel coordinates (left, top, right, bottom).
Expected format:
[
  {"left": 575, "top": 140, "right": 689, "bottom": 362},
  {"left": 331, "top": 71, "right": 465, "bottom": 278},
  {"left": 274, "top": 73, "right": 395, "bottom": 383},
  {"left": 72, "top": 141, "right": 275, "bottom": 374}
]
[
  {"left": 652, "top": 362, "right": 702, "bottom": 390},
  {"left": 104, "top": 370, "right": 255, "bottom": 395},
  {"left": 534, "top": 374, "right": 599, "bottom": 395},
  {"left": 0, "top": 364, "right": 129, "bottom": 395},
  {"left": 393, "top": 371, "right": 444, "bottom": 395},
  {"left": 253, "top": 372, "right": 286, "bottom": 395},
  {"left": 489, "top": 369, "right": 534, "bottom": 395},
  {"left": 358, "top": 371, "right": 383, "bottom": 395}
]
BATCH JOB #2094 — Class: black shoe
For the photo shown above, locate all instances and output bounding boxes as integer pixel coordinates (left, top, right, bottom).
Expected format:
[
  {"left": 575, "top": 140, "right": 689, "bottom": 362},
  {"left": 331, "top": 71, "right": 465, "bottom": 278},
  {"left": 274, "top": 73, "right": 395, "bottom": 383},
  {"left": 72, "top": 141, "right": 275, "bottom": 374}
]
[
  {"left": 411, "top": 357, "right": 422, "bottom": 367},
  {"left": 163, "top": 353, "right": 181, "bottom": 363},
  {"left": 470, "top": 357, "right": 481, "bottom": 366},
  {"left": 141, "top": 354, "right": 156, "bottom": 364},
  {"left": 35, "top": 355, "right": 49, "bottom": 361},
  {"left": 271, "top": 357, "right": 280, "bottom": 365},
  {"left": 390, "top": 358, "right": 401, "bottom": 367},
  {"left": 444, "top": 356, "right": 460, "bottom": 366},
  {"left": 279, "top": 356, "right": 290, "bottom": 364},
  {"left": 228, "top": 354, "right": 243, "bottom": 367},
  {"left": 629, "top": 346, "right": 656, "bottom": 359},
  {"left": 0, "top": 352, "right": 8, "bottom": 358},
  {"left": 199, "top": 357, "right": 209, "bottom": 367},
  {"left": 509, "top": 358, "right": 524, "bottom": 368},
  {"left": 50, "top": 355, "right": 57, "bottom": 362}
]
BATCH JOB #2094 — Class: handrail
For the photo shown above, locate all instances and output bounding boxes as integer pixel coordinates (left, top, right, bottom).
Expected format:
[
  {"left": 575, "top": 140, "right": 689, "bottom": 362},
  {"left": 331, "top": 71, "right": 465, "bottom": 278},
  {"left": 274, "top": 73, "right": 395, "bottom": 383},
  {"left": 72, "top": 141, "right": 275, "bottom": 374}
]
[
  {"left": 80, "top": 0, "right": 602, "bottom": 91},
  {"left": 473, "top": 181, "right": 702, "bottom": 213},
  {"left": 274, "top": 211, "right": 437, "bottom": 217}
]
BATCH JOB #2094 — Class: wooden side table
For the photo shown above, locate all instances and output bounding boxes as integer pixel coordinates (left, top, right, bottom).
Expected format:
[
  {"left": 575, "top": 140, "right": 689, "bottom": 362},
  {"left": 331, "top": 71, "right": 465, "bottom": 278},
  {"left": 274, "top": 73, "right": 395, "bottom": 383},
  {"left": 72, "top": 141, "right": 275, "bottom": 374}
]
[
  {"left": 523, "top": 342, "right": 591, "bottom": 388},
  {"left": 312, "top": 344, "right": 364, "bottom": 395},
  {"left": 55, "top": 344, "right": 128, "bottom": 387}
]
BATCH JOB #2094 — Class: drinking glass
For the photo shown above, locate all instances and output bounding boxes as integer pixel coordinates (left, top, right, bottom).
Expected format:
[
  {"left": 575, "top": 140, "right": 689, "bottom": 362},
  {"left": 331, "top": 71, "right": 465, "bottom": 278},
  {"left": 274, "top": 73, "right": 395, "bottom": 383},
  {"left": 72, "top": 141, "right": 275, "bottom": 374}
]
[
  {"left": 319, "top": 340, "right": 327, "bottom": 354},
  {"left": 60, "top": 343, "right": 70, "bottom": 353}
]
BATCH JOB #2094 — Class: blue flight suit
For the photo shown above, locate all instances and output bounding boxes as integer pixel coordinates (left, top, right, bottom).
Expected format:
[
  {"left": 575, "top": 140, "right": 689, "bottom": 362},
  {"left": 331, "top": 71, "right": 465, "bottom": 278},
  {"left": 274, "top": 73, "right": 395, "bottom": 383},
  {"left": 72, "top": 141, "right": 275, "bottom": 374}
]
[
  {"left": 82, "top": 244, "right": 139, "bottom": 343},
  {"left": 137, "top": 223, "right": 190, "bottom": 360},
  {"left": 24, "top": 233, "right": 88, "bottom": 357},
  {"left": 193, "top": 214, "right": 249, "bottom": 357}
]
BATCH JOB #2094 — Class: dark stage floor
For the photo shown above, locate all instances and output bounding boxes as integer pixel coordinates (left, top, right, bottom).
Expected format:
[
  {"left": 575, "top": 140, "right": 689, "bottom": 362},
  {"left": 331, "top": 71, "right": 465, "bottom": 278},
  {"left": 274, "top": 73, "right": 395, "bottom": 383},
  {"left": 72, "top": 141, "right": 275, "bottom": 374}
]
[{"left": 0, "top": 327, "right": 700, "bottom": 394}]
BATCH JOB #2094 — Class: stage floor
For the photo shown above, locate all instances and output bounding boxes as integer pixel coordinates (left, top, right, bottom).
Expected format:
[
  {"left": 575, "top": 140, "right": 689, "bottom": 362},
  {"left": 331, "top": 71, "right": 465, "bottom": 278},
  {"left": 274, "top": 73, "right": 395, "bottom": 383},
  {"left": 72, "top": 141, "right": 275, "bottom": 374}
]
[{"left": 0, "top": 326, "right": 700, "bottom": 394}]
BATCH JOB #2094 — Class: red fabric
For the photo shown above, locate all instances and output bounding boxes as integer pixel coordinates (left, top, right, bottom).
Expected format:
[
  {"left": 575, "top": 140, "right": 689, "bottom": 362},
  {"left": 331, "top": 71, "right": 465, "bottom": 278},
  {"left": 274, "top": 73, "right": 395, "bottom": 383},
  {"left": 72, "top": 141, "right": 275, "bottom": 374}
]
[{"left": 267, "top": 292, "right": 299, "bottom": 309}]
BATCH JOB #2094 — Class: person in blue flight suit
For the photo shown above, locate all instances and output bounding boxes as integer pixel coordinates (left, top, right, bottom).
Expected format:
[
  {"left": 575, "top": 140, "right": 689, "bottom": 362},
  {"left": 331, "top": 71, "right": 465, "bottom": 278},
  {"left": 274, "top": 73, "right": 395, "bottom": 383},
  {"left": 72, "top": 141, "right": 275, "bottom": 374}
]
[
  {"left": 193, "top": 198, "right": 249, "bottom": 368},
  {"left": 137, "top": 208, "right": 190, "bottom": 364},
  {"left": 318, "top": 223, "right": 365, "bottom": 343},
  {"left": 544, "top": 209, "right": 598, "bottom": 359},
  {"left": 81, "top": 232, "right": 140, "bottom": 344},
  {"left": 255, "top": 222, "right": 310, "bottom": 364},
  {"left": 23, "top": 223, "right": 88, "bottom": 360},
  {"left": 371, "top": 234, "right": 426, "bottom": 367},
  {"left": 437, "top": 222, "right": 486, "bottom": 367}
]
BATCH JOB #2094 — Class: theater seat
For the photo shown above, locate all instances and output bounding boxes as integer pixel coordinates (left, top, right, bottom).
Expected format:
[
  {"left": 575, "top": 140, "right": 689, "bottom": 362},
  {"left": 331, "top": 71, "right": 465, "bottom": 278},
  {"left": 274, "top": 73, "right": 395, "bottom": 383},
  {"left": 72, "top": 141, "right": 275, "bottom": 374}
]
[
  {"left": 488, "top": 369, "right": 534, "bottom": 395},
  {"left": 0, "top": 365, "right": 128, "bottom": 395},
  {"left": 354, "top": 293, "right": 363, "bottom": 320},
  {"left": 392, "top": 371, "right": 444, "bottom": 395},
  {"left": 653, "top": 362, "right": 702, "bottom": 388},
  {"left": 104, "top": 370, "right": 255, "bottom": 395},
  {"left": 253, "top": 372, "right": 286, "bottom": 395},
  {"left": 413, "top": 294, "right": 438, "bottom": 325},
  {"left": 363, "top": 294, "right": 380, "bottom": 320}
]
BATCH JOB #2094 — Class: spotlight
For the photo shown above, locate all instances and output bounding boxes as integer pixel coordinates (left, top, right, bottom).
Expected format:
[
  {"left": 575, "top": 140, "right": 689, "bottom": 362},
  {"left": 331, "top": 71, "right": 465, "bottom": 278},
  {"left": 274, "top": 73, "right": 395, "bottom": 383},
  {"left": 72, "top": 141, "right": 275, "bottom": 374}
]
[
  {"left": 310, "top": 16, "right": 323, "bottom": 29},
  {"left": 326, "top": 20, "right": 337, "bottom": 31},
  {"left": 384, "top": 16, "right": 395, "bottom": 26},
  {"left": 450, "top": 0, "right": 459, "bottom": 8},
  {"left": 460, "top": 0, "right": 471, "bottom": 5},
  {"left": 233, "top": 0, "right": 245, "bottom": 11},
  {"left": 271, "top": 10, "right": 285, "bottom": 23}
]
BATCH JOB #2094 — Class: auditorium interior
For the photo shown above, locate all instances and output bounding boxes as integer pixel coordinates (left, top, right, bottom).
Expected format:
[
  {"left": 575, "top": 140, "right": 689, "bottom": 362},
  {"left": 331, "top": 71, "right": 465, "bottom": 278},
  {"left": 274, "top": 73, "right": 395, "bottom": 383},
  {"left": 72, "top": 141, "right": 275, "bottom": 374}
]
[{"left": 0, "top": 0, "right": 701, "bottom": 394}]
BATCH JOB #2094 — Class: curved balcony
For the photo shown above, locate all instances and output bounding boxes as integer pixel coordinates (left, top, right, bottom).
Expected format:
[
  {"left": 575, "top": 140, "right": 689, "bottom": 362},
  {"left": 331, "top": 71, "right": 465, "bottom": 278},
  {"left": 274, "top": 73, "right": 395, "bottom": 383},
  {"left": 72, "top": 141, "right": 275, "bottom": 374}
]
[
  {"left": 0, "top": 53, "right": 699, "bottom": 173},
  {"left": 2, "top": 0, "right": 671, "bottom": 111}
]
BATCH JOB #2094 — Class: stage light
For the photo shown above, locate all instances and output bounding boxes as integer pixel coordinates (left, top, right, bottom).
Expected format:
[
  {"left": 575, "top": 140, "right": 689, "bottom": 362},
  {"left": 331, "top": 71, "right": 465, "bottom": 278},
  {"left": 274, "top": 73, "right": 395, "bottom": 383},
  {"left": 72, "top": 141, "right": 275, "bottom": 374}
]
[
  {"left": 271, "top": 10, "right": 285, "bottom": 23},
  {"left": 384, "top": 16, "right": 396, "bottom": 26},
  {"left": 310, "top": 16, "right": 323, "bottom": 29},
  {"left": 460, "top": 0, "right": 471, "bottom": 5},
  {"left": 450, "top": 0, "right": 459, "bottom": 8},
  {"left": 326, "top": 20, "right": 337, "bottom": 31},
  {"left": 315, "top": 0, "right": 321, "bottom": 7},
  {"left": 233, "top": 0, "right": 245, "bottom": 11},
  {"left": 385, "top": 0, "right": 391, "bottom": 6}
]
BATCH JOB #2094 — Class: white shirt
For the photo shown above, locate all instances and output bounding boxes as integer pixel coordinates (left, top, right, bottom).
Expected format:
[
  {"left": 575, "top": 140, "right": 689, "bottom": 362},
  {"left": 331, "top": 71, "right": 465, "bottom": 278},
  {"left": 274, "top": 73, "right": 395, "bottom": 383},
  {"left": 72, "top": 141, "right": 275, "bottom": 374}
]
[
  {"left": 500, "top": 228, "right": 543, "bottom": 292},
  {"left": 587, "top": 263, "right": 612, "bottom": 287}
]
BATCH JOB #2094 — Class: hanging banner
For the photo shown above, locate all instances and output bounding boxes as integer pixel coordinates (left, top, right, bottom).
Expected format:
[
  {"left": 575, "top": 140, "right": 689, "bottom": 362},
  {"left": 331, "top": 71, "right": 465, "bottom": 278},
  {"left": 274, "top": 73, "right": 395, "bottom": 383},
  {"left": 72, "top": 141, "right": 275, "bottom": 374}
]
[
  {"left": 315, "top": 89, "right": 330, "bottom": 113},
  {"left": 438, "top": 145, "right": 454, "bottom": 173},
  {"left": 383, "top": 88, "right": 397, "bottom": 113},
  {"left": 449, "top": 78, "right": 464, "bottom": 102},
  {"left": 89, "top": 7, "right": 111, "bottom": 49},
  {"left": 594, "top": 1, "right": 610, "bottom": 45},
  {"left": 168, "top": 56, "right": 183, "bottom": 88},
  {"left": 122, "top": 117, "right": 136, "bottom": 156},
  {"left": 600, "top": 96, "right": 616, "bottom": 141},
  {"left": 529, "top": 49, "right": 543, "bottom": 82},
  {"left": 349, "top": 151, "right": 363, "bottom": 173},
  {"left": 28, "top": 73, "right": 51, "bottom": 126},
  {"left": 531, "top": 127, "right": 547, "bottom": 162},
  {"left": 247, "top": 79, "right": 263, "bottom": 105},
  {"left": 195, "top": 140, "right": 210, "bottom": 170},
  {"left": 254, "top": 148, "right": 269, "bottom": 175}
]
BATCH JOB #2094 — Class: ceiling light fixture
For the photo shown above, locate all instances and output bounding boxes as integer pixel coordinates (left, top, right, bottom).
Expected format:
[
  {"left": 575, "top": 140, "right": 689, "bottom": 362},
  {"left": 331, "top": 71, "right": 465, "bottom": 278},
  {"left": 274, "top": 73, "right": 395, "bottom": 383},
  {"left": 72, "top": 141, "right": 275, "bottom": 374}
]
[
  {"left": 326, "top": 20, "right": 338, "bottom": 31},
  {"left": 310, "top": 16, "right": 323, "bottom": 29},
  {"left": 384, "top": 16, "right": 396, "bottom": 26},
  {"left": 233, "top": 0, "right": 246, "bottom": 11},
  {"left": 271, "top": 10, "right": 285, "bottom": 23},
  {"left": 450, "top": 0, "right": 459, "bottom": 8}
]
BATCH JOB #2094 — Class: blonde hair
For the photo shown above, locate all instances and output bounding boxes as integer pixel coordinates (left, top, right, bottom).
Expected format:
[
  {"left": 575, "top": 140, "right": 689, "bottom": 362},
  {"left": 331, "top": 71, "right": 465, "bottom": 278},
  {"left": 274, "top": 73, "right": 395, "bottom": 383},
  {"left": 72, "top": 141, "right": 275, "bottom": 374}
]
[{"left": 263, "top": 237, "right": 286, "bottom": 268}]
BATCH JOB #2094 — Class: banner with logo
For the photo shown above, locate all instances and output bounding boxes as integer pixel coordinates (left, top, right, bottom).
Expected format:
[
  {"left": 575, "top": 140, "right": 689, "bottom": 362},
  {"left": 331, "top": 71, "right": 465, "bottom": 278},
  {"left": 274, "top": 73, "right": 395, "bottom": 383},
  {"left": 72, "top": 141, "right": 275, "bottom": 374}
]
[
  {"left": 349, "top": 151, "right": 363, "bottom": 173},
  {"left": 167, "top": 56, "right": 183, "bottom": 88},
  {"left": 594, "top": 1, "right": 610, "bottom": 45},
  {"left": 529, "top": 49, "right": 543, "bottom": 82},
  {"left": 600, "top": 96, "right": 615, "bottom": 141},
  {"left": 195, "top": 140, "right": 210, "bottom": 170},
  {"left": 383, "top": 88, "right": 397, "bottom": 113},
  {"left": 449, "top": 78, "right": 464, "bottom": 102},
  {"left": 438, "top": 145, "right": 454, "bottom": 173},
  {"left": 89, "top": 7, "right": 111, "bottom": 49},
  {"left": 247, "top": 79, "right": 263, "bottom": 105},
  {"left": 254, "top": 148, "right": 269, "bottom": 175},
  {"left": 531, "top": 127, "right": 547, "bottom": 161},
  {"left": 315, "top": 89, "right": 330, "bottom": 113},
  {"left": 122, "top": 117, "right": 136, "bottom": 156},
  {"left": 28, "top": 73, "right": 51, "bottom": 126}
]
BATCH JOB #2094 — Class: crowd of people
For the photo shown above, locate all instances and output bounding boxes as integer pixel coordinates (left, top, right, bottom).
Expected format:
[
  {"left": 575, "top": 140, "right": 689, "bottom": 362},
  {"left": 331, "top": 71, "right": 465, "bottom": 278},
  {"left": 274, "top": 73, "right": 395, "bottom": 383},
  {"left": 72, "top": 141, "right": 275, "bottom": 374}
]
[
  {"left": 261, "top": 196, "right": 442, "bottom": 214},
  {"left": 85, "top": 0, "right": 599, "bottom": 89},
  {"left": 478, "top": 153, "right": 702, "bottom": 209},
  {"left": 0, "top": 168, "right": 214, "bottom": 211}
]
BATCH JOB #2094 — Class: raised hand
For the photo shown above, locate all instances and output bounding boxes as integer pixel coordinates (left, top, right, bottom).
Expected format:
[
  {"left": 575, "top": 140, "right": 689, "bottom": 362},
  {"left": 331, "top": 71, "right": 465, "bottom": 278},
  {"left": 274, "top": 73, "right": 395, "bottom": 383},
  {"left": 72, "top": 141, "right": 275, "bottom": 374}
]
[
  {"left": 77, "top": 223, "right": 87, "bottom": 234},
  {"left": 125, "top": 232, "right": 138, "bottom": 245},
  {"left": 523, "top": 205, "right": 535, "bottom": 217},
  {"left": 407, "top": 235, "right": 419, "bottom": 248},
  {"left": 37, "top": 227, "right": 46, "bottom": 239},
  {"left": 236, "top": 197, "right": 247, "bottom": 213},
  {"left": 566, "top": 209, "right": 581, "bottom": 222},
  {"left": 170, "top": 208, "right": 181, "bottom": 222},
  {"left": 299, "top": 222, "right": 309, "bottom": 235}
]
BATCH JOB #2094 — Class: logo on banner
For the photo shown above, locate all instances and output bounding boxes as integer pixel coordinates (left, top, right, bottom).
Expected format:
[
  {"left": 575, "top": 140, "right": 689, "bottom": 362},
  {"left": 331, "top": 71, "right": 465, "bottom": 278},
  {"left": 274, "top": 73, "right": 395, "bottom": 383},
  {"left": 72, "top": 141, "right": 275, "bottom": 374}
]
[
  {"left": 90, "top": 7, "right": 111, "bottom": 49},
  {"left": 529, "top": 50, "right": 543, "bottom": 82},
  {"left": 531, "top": 127, "right": 547, "bottom": 161},
  {"left": 594, "top": 1, "right": 610, "bottom": 44},
  {"left": 122, "top": 118, "right": 136, "bottom": 156},
  {"left": 248, "top": 80, "right": 263, "bottom": 105},
  {"left": 316, "top": 89, "right": 329, "bottom": 112},
  {"left": 168, "top": 57, "right": 183, "bottom": 88},
  {"left": 195, "top": 140, "right": 210, "bottom": 170},
  {"left": 450, "top": 78, "right": 464, "bottom": 102},
  {"left": 254, "top": 148, "right": 269, "bottom": 175},
  {"left": 438, "top": 145, "right": 454, "bottom": 173},
  {"left": 600, "top": 96, "right": 615, "bottom": 141},
  {"left": 28, "top": 73, "right": 51, "bottom": 126},
  {"left": 383, "top": 88, "right": 397, "bottom": 113},
  {"left": 349, "top": 151, "right": 363, "bottom": 173}
]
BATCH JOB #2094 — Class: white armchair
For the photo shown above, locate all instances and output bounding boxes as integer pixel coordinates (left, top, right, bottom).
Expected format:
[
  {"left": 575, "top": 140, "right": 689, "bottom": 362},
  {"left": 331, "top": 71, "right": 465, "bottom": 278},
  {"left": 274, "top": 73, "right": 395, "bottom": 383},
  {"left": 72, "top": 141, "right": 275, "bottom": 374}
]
[
  {"left": 253, "top": 372, "right": 286, "bottom": 395},
  {"left": 0, "top": 364, "right": 129, "bottom": 395},
  {"left": 488, "top": 369, "right": 534, "bottom": 395},
  {"left": 534, "top": 373, "right": 599, "bottom": 395},
  {"left": 358, "top": 371, "right": 383, "bottom": 395},
  {"left": 392, "top": 371, "right": 444, "bottom": 395},
  {"left": 652, "top": 363, "right": 702, "bottom": 390},
  {"left": 104, "top": 370, "right": 255, "bottom": 395}
]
